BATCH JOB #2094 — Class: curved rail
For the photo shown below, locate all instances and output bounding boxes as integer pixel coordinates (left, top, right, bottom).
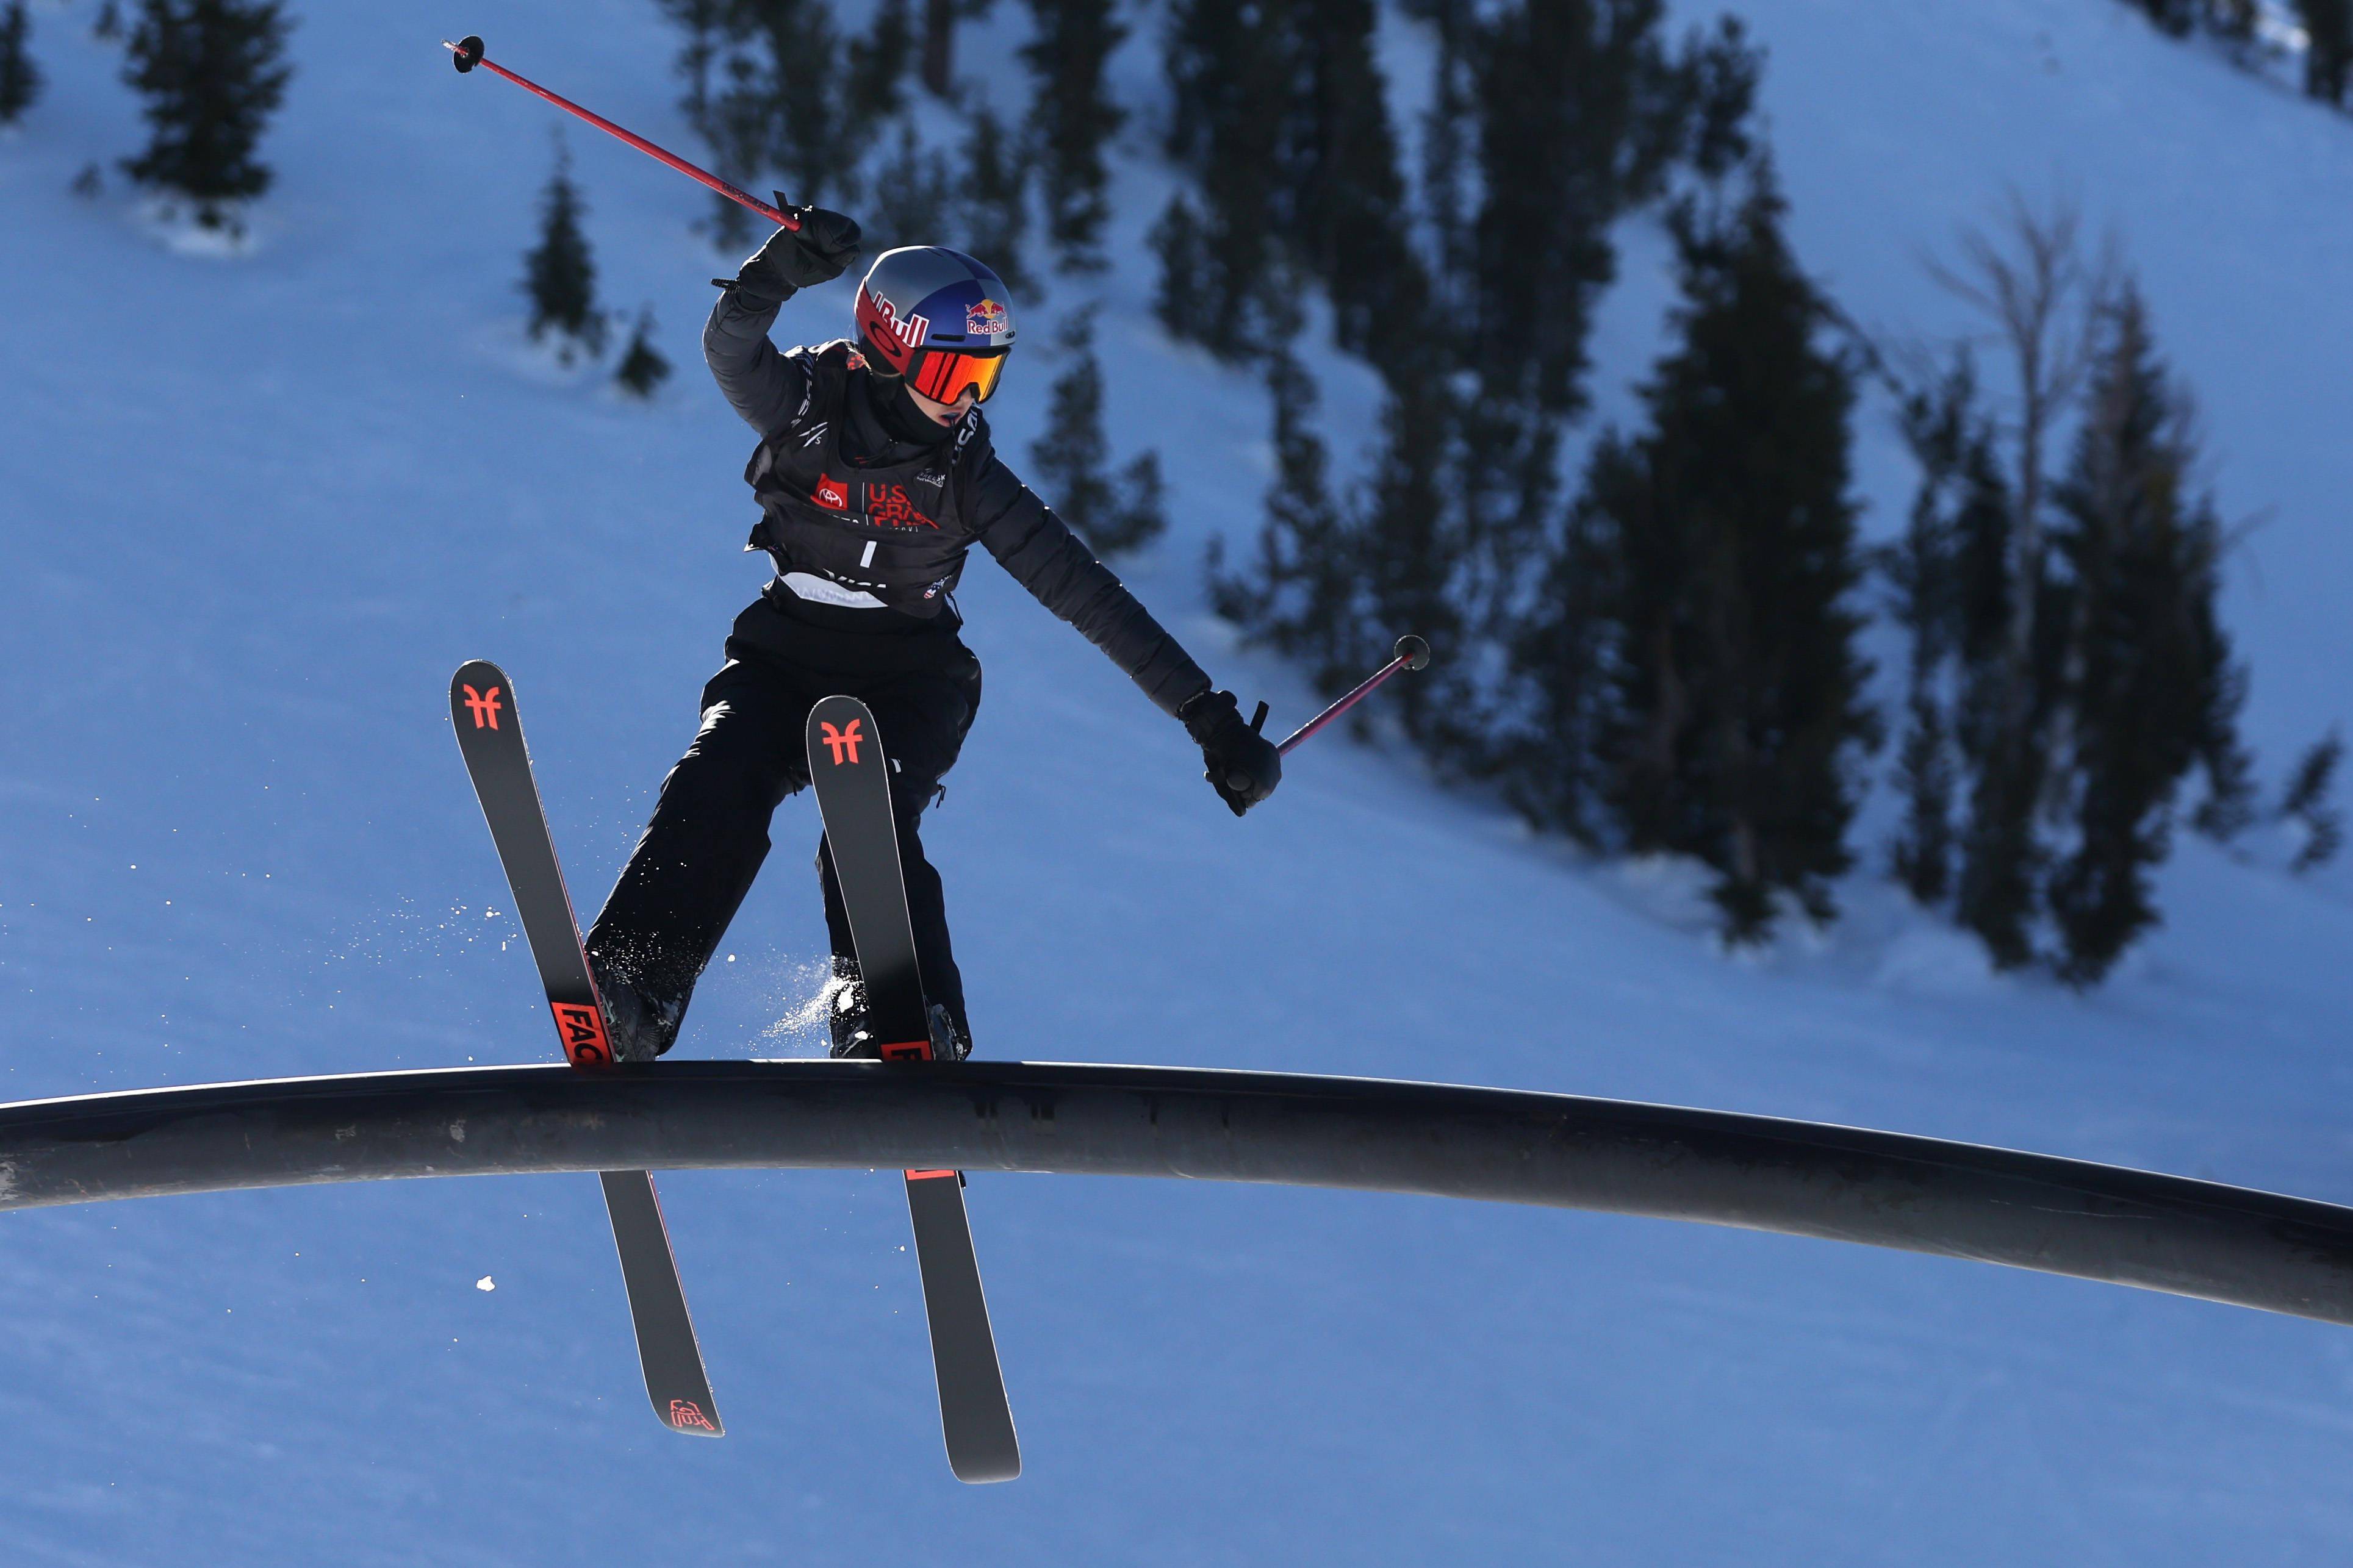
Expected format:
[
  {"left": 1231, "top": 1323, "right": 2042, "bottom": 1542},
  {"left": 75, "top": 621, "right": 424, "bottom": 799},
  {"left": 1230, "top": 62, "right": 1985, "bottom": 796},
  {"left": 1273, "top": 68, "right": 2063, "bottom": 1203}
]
[{"left": 2, "top": 1060, "right": 2349, "bottom": 1326}]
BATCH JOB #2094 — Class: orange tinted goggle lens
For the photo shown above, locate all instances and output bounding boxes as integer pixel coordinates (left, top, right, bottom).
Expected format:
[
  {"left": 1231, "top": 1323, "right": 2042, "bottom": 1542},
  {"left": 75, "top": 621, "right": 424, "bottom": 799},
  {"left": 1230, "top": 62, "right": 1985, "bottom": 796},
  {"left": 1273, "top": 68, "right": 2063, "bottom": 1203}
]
[{"left": 911, "top": 349, "right": 1005, "bottom": 404}]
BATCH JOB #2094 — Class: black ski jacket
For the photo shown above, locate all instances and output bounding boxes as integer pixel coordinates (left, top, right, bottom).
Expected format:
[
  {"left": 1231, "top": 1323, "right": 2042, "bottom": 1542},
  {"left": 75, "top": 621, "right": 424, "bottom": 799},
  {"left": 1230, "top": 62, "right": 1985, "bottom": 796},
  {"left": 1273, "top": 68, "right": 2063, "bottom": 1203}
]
[{"left": 705, "top": 290, "right": 1213, "bottom": 720}]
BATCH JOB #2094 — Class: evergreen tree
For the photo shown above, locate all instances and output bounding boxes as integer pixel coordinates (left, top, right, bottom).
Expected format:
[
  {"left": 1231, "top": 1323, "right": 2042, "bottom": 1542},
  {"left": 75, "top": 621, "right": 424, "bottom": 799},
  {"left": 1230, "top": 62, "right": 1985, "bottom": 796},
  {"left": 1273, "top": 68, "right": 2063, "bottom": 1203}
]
[
  {"left": 1588, "top": 169, "right": 1875, "bottom": 940},
  {"left": 691, "top": 0, "right": 850, "bottom": 243},
  {"left": 2280, "top": 731, "right": 2344, "bottom": 873},
  {"left": 1668, "top": 16, "right": 1758, "bottom": 181},
  {"left": 2043, "top": 287, "right": 2244, "bottom": 984},
  {"left": 119, "top": 0, "right": 294, "bottom": 231},
  {"left": 1027, "top": 312, "right": 1166, "bottom": 555},
  {"left": 2297, "top": 0, "right": 2353, "bottom": 103},
  {"left": 1504, "top": 463, "right": 1618, "bottom": 846},
  {"left": 1160, "top": 0, "right": 1289, "bottom": 355},
  {"left": 1883, "top": 353, "right": 2013, "bottom": 909},
  {"left": 659, "top": 0, "right": 728, "bottom": 132},
  {"left": 613, "top": 310, "right": 672, "bottom": 398},
  {"left": 921, "top": 0, "right": 955, "bottom": 95},
  {"left": 866, "top": 122, "right": 953, "bottom": 250},
  {"left": 1021, "top": 0, "right": 1126, "bottom": 269},
  {"left": 1466, "top": 0, "right": 1690, "bottom": 416},
  {"left": 95, "top": 2, "right": 123, "bottom": 43},
  {"left": 845, "top": 0, "right": 914, "bottom": 126},
  {"left": 955, "top": 108, "right": 1031, "bottom": 294},
  {"left": 753, "top": 0, "right": 850, "bottom": 207},
  {"left": 523, "top": 143, "right": 606, "bottom": 362},
  {"left": 2131, "top": 0, "right": 2196, "bottom": 37},
  {"left": 0, "top": 2, "right": 39, "bottom": 127},
  {"left": 1209, "top": 347, "right": 1365, "bottom": 693},
  {"left": 1279, "top": 0, "right": 1427, "bottom": 368}
]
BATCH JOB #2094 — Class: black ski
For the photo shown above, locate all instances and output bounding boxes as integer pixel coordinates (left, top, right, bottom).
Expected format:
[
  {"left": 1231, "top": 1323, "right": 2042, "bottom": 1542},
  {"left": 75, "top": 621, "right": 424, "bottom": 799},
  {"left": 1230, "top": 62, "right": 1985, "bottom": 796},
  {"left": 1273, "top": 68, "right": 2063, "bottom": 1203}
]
[
  {"left": 805, "top": 693, "right": 1020, "bottom": 1484},
  {"left": 450, "top": 660, "right": 724, "bottom": 1439}
]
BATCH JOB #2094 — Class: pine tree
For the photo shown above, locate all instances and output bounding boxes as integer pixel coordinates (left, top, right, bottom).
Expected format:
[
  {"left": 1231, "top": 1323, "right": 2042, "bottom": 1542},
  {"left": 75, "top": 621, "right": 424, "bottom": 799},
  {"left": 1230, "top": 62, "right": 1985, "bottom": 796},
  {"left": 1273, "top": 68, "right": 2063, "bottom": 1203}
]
[
  {"left": 0, "top": 2, "right": 39, "bottom": 127},
  {"left": 613, "top": 310, "right": 672, "bottom": 398},
  {"left": 2280, "top": 732, "right": 2344, "bottom": 872},
  {"left": 1504, "top": 460, "right": 1618, "bottom": 845},
  {"left": 866, "top": 122, "right": 953, "bottom": 250},
  {"left": 1027, "top": 312, "right": 1165, "bottom": 556},
  {"left": 1465, "top": 0, "right": 1689, "bottom": 416},
  {"left": 1021, "top": 0, "right": 1126, "bottom": 270},
  {"left": 1279, "top": 0, "right": 1428, "bottom": 368},
  {"left": 95, "top": 2, "right": 122, "bottom": 42},
  {"left": 955, "top": 109, "right": 1030, "bottom": 293},
  {"left": 1354, "top": 371, "right": 1464, "bottom": 745},
  {"left": 1159, "top": 0, "right": 1288, "bottom": 355},
  {"left": 1589, "top": 169, "right": 1875, "bottom": 940},
  {"left": 523, "top": 143, "right": 606, "bottom": 362},
  {"left": 921, "top": 0, "right": 955, "bottom": 94},
  {"left": 845, "top": 0, "right": 913, "bottom": 125},
  {"left": 659, "top": 0, "right": 728, "bottom": 132},
  {"left": 2044, "top": 287, "right": 2244, "bottom": 984},
  {"left": 1210, "top": 348, "right": 1365, "bottom": 692},
  {"left": 755, "top": 0, "right": 850, "bottom": 207},
  {"left": 2297, "top": 0, "right": 2353, "bottom": 102},
  {"left": 119, "top": 0, "right": 294, "bottom": 231},
  {"left": 1883, "top": 353, "right": 2014, "bottom": 910}
]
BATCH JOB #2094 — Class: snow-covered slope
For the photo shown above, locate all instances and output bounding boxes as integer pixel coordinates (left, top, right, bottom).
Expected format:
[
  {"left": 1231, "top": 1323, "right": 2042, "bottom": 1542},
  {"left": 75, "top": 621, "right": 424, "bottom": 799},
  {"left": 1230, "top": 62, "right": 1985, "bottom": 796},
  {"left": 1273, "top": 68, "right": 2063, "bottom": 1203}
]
[{"left": 5, "top": 0, "right": 2353, "bottom": 1562}]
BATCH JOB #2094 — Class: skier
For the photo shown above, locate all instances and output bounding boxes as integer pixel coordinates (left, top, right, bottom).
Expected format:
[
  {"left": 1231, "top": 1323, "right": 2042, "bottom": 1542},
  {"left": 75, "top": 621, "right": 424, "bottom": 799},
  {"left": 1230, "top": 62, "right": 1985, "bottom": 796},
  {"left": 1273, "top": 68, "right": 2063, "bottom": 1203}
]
[{"left": 582, "top": 207, "right": 1284, "bottom": 1062}]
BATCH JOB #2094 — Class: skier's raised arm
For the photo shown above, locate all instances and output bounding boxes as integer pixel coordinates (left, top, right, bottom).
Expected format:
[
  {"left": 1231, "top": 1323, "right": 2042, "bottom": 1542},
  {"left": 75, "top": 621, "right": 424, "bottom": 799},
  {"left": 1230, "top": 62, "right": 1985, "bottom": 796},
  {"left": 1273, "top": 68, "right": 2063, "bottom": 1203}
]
[{"left": 702, "top": 208, "right": 864, "bottom": 435}]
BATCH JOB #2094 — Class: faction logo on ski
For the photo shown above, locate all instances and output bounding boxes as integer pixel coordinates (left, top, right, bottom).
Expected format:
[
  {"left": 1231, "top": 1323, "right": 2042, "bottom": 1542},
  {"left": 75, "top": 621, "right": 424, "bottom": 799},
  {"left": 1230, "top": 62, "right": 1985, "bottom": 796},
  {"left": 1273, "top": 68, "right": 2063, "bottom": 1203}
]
[
  {"left": 461, "top": 684, "right": 504, "bottom": 731},
  {"left": 864, "top": 482, "right": 938, "bottom": 529},
  {"left": 668, "top": 1398, "right": 718, "bottom": 1433},
  {"left": 813, "top": 474, "right": 850, "bottom": 510},
  {"left": 550, "top": 1001, "right": 612, "bottom": 1067},
  {"left": 819, "top": 718, "right": 866, "bottom": 765}
]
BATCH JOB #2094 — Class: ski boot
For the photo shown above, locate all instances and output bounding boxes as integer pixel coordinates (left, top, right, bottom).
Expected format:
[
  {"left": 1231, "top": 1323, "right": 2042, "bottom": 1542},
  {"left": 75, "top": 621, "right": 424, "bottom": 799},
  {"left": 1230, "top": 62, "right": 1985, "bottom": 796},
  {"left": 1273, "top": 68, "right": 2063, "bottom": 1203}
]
[
  {"left": 590, "top": 958, "right": 685, "bottom": 1063},
  {"left": 826, "top": 956, "right": 971, "bottom": 1061}
]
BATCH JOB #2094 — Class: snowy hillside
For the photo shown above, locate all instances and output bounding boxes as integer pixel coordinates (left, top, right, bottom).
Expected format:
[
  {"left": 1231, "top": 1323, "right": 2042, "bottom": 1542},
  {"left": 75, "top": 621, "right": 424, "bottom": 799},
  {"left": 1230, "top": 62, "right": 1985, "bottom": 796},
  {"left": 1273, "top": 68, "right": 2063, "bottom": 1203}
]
[{"left": 6, "top": 0, "right": 2353, "bottom": 1562}]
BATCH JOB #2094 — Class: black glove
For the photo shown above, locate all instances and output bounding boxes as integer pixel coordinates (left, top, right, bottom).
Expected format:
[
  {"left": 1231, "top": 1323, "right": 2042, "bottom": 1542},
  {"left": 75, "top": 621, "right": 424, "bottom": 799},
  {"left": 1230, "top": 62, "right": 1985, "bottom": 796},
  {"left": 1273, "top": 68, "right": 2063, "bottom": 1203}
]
[
  {"left": 1179, "top": 689, "right": 1282, "bottom": 817},
  {"left": 727, "top": 202, "right": 863, "bottom": 307}
]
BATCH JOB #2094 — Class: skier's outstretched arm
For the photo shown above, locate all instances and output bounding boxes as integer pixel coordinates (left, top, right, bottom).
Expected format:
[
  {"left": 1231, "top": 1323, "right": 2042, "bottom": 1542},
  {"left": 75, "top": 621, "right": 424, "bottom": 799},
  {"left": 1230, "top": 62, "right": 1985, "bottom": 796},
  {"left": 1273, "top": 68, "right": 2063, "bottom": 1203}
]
[
  {"left": 703, "top": 210, "right": 864, "bottom": 435},
  {"left": 972, "top": 459, "right": 1211, "bottom": 718},
  {"left": 974, "top": 467, "right": 1280, "bottom": 814}
]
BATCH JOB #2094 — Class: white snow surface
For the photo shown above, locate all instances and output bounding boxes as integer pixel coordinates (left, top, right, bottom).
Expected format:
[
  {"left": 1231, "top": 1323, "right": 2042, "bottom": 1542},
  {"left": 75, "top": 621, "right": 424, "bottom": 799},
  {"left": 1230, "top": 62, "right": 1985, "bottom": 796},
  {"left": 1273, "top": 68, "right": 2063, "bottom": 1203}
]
[{"left": 5, "top": 0, "right": 2353, "bottom": 1561}]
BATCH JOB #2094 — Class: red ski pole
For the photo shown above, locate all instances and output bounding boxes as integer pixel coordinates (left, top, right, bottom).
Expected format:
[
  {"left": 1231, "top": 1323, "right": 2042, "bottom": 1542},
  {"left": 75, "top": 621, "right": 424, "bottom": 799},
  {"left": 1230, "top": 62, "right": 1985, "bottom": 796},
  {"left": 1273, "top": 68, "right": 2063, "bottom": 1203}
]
[
  {"left": 1256, "top": 635, "right": 1431, "bottom": 757},
  {"left": 442, "top": 35, "right": 799, "bottom": 232}
]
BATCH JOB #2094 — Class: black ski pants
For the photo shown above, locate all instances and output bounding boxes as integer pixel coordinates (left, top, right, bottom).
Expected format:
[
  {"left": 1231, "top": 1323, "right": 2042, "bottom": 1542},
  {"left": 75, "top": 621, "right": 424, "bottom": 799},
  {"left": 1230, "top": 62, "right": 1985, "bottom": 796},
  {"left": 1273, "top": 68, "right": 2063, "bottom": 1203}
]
[{"left": 584, "top": 591, "right": 982, "bottom": 1040}]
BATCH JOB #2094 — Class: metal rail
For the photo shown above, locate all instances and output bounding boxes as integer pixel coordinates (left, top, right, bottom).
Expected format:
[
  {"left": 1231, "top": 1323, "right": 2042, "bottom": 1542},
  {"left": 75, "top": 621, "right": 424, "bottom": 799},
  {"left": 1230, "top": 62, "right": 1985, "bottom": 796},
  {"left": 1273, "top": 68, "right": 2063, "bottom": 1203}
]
[{"left": 3, "top": 1060, "right": 2349, "bottom": 1326}]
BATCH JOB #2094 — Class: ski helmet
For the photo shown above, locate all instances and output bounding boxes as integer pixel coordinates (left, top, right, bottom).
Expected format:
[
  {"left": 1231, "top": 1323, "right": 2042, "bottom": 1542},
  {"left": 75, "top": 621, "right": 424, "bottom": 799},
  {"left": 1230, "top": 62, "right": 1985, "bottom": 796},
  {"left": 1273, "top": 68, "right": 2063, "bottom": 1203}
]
[{"left": 853, "top": 246, "right": 1018, "bottom": 404}]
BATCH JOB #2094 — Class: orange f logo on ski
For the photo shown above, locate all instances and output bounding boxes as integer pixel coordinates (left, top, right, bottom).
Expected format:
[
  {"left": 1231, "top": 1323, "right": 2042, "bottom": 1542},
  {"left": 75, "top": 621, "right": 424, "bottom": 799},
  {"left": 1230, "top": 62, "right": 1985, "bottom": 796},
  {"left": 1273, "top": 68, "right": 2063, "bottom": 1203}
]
[
  {"left": 820, "top": 718, "right": 865, "bottom": 765},
  {"left": 462, "top": 684, "right": 504, "bottom": 731}
]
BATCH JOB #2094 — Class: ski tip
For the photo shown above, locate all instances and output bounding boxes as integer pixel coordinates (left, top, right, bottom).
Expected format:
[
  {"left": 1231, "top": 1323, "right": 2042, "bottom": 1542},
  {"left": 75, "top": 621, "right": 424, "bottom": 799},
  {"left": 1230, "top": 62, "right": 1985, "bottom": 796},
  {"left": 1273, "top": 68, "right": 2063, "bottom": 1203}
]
[
  {"left": 450, "top": 663, "right": 516, "bottom": 740},
  {"left": 949, "top": 1446, "right": 1021, "bottom": 1484},
  {"left": 659, "top": 1395, "right": 725, "bottom": 1438},
  {"left": 451, "top": 657, "right": 511, "bottom": 690}
]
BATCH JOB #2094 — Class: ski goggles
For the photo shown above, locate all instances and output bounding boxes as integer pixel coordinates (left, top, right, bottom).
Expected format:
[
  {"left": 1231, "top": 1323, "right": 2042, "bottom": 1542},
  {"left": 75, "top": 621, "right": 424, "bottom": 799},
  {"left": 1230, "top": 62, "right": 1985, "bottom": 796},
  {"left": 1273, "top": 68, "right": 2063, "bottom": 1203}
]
[{"left": 909, "top": 346, "right": 1007, "bottom": 405}]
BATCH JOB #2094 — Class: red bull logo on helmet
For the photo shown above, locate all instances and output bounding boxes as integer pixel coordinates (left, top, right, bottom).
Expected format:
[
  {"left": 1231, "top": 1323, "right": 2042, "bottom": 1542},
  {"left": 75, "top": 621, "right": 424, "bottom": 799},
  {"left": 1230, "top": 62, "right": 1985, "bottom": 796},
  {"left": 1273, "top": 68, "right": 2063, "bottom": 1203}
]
[
  {"left": 858, "top": 289, "right": 930, "bottom": 366},
  {"left": 965, "top": 299, "right": 1010, "bottom": 338}
]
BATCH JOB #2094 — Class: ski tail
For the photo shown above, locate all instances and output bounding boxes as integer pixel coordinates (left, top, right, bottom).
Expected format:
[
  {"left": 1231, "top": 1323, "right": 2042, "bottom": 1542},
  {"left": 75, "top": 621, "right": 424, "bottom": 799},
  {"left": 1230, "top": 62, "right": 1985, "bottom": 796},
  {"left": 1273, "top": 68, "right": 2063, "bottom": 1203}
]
[
  {"left": 804, "top": 693, "right": 1021, "bottom": 1483},
  {"left": 450, "top": 660, "right": 723, "bottom": 1437}
]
